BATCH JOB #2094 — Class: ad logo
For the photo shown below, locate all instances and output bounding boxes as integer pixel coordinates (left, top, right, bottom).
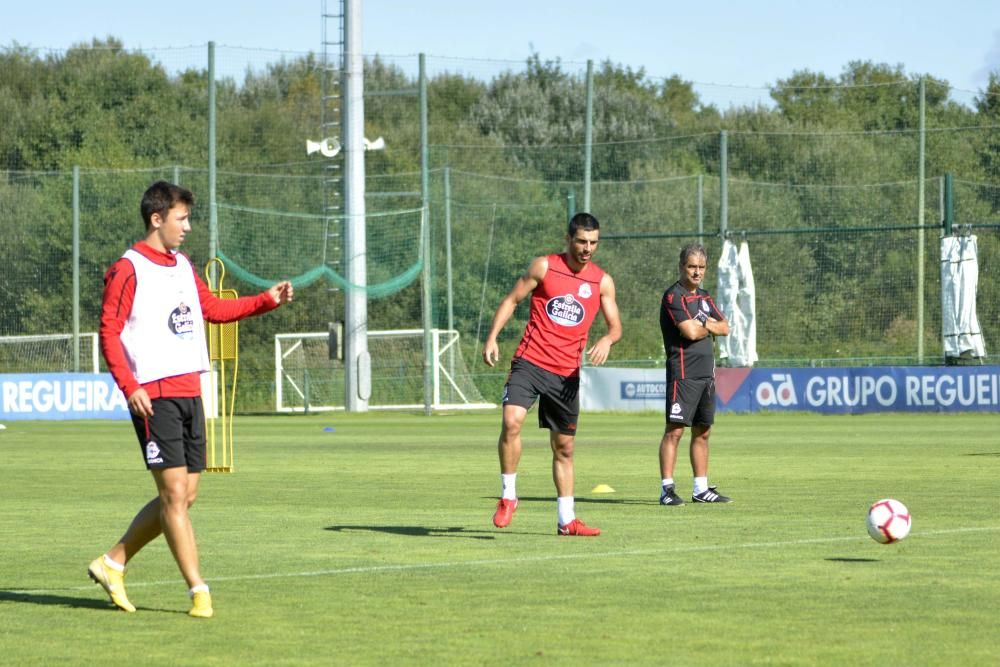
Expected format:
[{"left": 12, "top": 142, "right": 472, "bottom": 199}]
[
  {"left": 545, "top": 294, "right": 585, "bottom": 327},
  {"left": 756, "top": 373, "right": 798, "bottom": 407},
  {"left": 621, "top": 382, "right": 666, "bottom": 399},
  {"left": 168, "top": 303, "right": 195, "bottom": 339}
]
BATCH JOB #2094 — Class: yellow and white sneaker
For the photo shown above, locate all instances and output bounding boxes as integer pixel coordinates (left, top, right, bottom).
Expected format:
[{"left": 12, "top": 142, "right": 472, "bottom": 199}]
[
  {"left": 87, "top": 557, "right": 136, "bottom": 612},
  {"left": 188, "top": 590, "right": 214, "bottom": 618}
]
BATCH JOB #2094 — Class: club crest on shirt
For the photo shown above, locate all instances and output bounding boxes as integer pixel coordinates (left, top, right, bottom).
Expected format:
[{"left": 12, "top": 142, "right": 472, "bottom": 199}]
[
  {"left": 146, "top": 441, "right": 163, "bottom": 464},
  {"left": 168, "top": 302, "right": 195, "bottom": 339},
  {"left": 546, "top": 294, "right": 585, "bottom": 327},
  {"left": 701, "top": 300, "right": 710, "bottom": 314},
  {"left": 578, "top": 283, "right": 592, "bottom": 299}
]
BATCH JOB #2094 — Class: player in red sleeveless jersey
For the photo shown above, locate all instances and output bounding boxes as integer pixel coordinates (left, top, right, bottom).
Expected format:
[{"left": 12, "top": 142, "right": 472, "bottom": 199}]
[{"left": 482, "top": 213, "right": 622, "bottom": 536}]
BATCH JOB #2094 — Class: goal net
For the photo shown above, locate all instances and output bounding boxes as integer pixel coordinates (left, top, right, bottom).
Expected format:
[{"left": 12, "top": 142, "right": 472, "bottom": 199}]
[
  {"left": 274, "top": 329, "right": 495, "bottom": 412},
  {"left": 0, "top": 333, "right": 100, "bottom": 373}
]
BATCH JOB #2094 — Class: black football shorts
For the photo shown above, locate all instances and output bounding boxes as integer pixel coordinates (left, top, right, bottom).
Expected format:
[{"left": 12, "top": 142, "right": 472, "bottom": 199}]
[
  {"left": 502, "top": 358, "right": 580, "bottom": 435},
  {"left": 665, "top": 377, "right": 716, "bottom": 427},
  {"left": 130, "top": 397, "right": 207, "bottom": 472}
]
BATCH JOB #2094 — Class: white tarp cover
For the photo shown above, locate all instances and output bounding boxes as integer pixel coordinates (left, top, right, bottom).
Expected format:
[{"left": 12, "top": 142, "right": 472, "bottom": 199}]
[
  {"left": 941, "top": 234, "right": 986, "bottom": 358},
  {"left": 715, "top": 239, "right": 758, "bottom": 367}
]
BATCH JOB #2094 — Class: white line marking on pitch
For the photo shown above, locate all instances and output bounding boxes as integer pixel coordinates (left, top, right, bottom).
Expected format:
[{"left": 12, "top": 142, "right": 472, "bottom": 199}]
[{"left": 10, "top": 526, "right": 997, "bottom": 596}]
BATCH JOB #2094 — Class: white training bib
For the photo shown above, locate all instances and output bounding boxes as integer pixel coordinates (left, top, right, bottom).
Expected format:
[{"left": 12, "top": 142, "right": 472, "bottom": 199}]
[{"left": 120, "top": 249, "right": 210, "bottom": 384}]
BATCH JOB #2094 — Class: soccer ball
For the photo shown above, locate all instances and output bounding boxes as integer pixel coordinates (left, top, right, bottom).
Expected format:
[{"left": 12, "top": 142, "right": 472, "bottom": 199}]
[{"left": 866, "top": 498, "right": 911, "bottom": 544}]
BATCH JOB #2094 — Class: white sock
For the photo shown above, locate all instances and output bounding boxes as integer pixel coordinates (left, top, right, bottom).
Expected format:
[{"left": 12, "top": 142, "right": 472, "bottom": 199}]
[
  {"left": 693, "top": 477, "right": 709, "bottom": 495},
  {"left": 501, "top": 473, "right": 517, "bottom": 500},
  {"left": 189, "top": 584, "right": 210, "bottom": 597},
  {"left": 557, "top": 496, "right": 575, "bottom": 526},
  {"left": 661, "top": 478, "right": 674, "bottom": 489},
  {"left": 103, "top": 555, "right": 125, "bottom": 572}
]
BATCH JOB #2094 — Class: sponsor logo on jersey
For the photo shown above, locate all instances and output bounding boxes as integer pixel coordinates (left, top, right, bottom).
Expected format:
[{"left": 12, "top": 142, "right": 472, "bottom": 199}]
[
  {"left": 168, "top": 303, "right": 196, "bottom": 339},
  {"left": 146, "top": 441, "right": 163, "bottom": 464},
  {"left": 578, "top": 283, "right": 592, "bottom": 299},
  {"left": 701, "top": 300, "right": 710, "bottom": 314},
  {"left": 545, "top": 294, "right": 585, "bottom": 326}
]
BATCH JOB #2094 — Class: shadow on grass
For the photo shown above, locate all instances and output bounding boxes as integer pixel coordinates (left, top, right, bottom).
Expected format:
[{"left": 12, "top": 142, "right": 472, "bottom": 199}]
[
  {"left": 325, "top": 525, "right": 496, "bottom": 540},
  {"left": 0, "top": 590, "right": 120, "bottom": 610},
  {"left": 824, "top": 557, "right": 880, "bottom": 563},
  {"left": 964, "top": 452, "right": 1000, "bottom": 456},
  {"left": 0, "top": 590, "right": 186, "bottom": 614}
]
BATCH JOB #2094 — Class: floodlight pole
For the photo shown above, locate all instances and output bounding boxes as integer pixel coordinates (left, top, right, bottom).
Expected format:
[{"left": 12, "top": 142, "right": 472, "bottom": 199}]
[
  {"left": 420, "top": 53, "right": 433, "bottom": 415},
  {"left": 343, "top": 0, "right": 370, "bottom": 411}
]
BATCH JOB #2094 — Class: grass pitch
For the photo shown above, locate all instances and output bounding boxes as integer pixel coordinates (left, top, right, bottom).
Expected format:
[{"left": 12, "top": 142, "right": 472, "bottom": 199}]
[{"left": 1, "top": 411, "right": 997, "bottom": 665}]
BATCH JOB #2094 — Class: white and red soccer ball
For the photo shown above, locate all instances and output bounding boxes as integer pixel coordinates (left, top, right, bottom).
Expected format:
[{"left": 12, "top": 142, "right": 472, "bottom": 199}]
[{"left": 866, "top": 498, "right": 911, "bottom": 544}]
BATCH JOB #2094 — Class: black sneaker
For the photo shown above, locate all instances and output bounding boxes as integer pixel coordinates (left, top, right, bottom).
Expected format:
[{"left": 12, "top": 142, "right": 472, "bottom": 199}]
[
  {"left": 659, "top": 485, "right": 685, "bottom": 506},
  {"left": 692, "top": 486, "right": 732, "bottom": 503}
]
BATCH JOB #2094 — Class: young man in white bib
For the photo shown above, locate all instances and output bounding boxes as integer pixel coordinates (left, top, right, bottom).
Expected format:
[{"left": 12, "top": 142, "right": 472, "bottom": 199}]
[{"left": 90, "top": 181, "right": 293, "bottom": 617}]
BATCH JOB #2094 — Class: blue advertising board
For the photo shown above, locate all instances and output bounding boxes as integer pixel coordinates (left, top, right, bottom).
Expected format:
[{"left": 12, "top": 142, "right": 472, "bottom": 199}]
[
  {"left": 0, "top": 373, "right": 130, "bottom": 421},
  {"left": 581, "top": 366, "right": 1000, "bottom": 414},
  {"left": 724, "top": 366, "right": 1000, "bottom": 414}
]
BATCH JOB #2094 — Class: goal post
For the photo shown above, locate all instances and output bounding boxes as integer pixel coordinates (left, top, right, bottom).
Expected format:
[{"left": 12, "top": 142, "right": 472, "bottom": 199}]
[
  {"left": 275, "top": 329, "right": 495, "bottom": 412},
  {"left": 0, "top": 332, "right": 100, "bottom": 373}
]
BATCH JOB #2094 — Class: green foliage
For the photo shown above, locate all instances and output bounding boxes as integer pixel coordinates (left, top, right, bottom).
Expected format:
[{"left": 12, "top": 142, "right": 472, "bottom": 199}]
[{"left": 3, "top": 41, "right": 1000, "bottom": 389}]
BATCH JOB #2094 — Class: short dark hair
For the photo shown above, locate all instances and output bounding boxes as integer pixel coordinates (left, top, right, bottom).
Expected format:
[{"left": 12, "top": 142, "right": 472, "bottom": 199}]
[
  {"left": 141, "top": 181, "right": 194, "bottom": 229},
  {"left": 678, "top": 242, "right": 708, "bottom": 267},
  {"left": 567, "top": 212, "right": 600, "bottom": 236}
]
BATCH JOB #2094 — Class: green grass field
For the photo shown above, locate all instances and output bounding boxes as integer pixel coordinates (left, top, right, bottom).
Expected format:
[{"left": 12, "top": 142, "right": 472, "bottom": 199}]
[{"left": 1, "top": 411, "right": 998, "bottom": 665}]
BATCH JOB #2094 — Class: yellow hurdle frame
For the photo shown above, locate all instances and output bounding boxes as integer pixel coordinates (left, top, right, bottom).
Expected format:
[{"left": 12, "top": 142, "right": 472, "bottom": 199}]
[{"left": 204, "top": 258, "right": 239, "bottom": 473}]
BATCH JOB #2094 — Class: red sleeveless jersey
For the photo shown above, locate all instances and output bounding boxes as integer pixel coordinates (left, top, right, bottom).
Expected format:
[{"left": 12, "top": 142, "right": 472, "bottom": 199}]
[{"left": 513, "top": 253, "right": 605, "bottom": 377}]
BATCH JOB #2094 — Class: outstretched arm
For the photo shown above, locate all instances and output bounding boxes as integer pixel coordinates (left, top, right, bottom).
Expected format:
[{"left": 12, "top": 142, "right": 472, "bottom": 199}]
[
  {"left": 482, "top": 256, "right": 547, "bottom": 367},
  {"left": 586, "top": 272, "right": 622, "bottom": 366},
  {"left": 196, "top": 272, "right": 292, "bottom": 322}
]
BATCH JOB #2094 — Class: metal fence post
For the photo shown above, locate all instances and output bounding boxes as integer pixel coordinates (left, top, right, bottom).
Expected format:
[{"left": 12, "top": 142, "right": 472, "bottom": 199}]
[
  {"left": 719, "top": 131, "right": 728, "bottom": 239},
  {"left": 943, "top": 173, "right": 954, "bottom": 235},
  {"left": 583, "top": 59, "right": 594, "bottom": 213},
  {"left": 72, "top": 165, "right": 80, "bottom": 372},
  {"left": 444, "top": 166, "right": 455, "bottom": 388},
  {"left": 697, "top": 173, "right": 704, "bottom": 245},
  {"left": 208, "top": 41, "right": 217, "bottom": 265},
  {"left": 917, "top": 77, "right": 926, "bottom": 364}
]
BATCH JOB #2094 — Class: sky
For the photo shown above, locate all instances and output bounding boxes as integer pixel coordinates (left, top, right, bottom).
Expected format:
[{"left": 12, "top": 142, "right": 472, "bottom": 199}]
[{"left": 2, "top": 0, "right": 1000, "bottom": 105}]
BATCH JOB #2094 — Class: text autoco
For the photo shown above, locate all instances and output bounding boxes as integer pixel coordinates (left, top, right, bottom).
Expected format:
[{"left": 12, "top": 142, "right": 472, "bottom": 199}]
[{"left": 802, "top": 373, "right": 1000, "bottom": 408}]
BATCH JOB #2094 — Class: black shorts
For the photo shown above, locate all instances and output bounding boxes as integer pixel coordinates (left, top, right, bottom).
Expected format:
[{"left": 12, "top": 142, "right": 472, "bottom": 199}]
[
  {"left": 666, "top": 378, "right": 716, "bottom": 428},
  {"left": 502, "top": 358, "right": 579, "bottom": 435},
  {"left": 130, "top": 397, "right": 207, "bottom": 472}
]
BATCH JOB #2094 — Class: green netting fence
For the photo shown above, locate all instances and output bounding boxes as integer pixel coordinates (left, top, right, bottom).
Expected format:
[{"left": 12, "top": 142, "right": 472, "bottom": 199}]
[{"left": 3, "top": 44, "right": 1000, "bottom": 411}]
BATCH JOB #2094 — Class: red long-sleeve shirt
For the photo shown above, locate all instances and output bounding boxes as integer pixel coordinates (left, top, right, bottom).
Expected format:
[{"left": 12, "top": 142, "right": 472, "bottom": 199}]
[{"left": 100, "top": 241, "right": 279, "bottom": 400}]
